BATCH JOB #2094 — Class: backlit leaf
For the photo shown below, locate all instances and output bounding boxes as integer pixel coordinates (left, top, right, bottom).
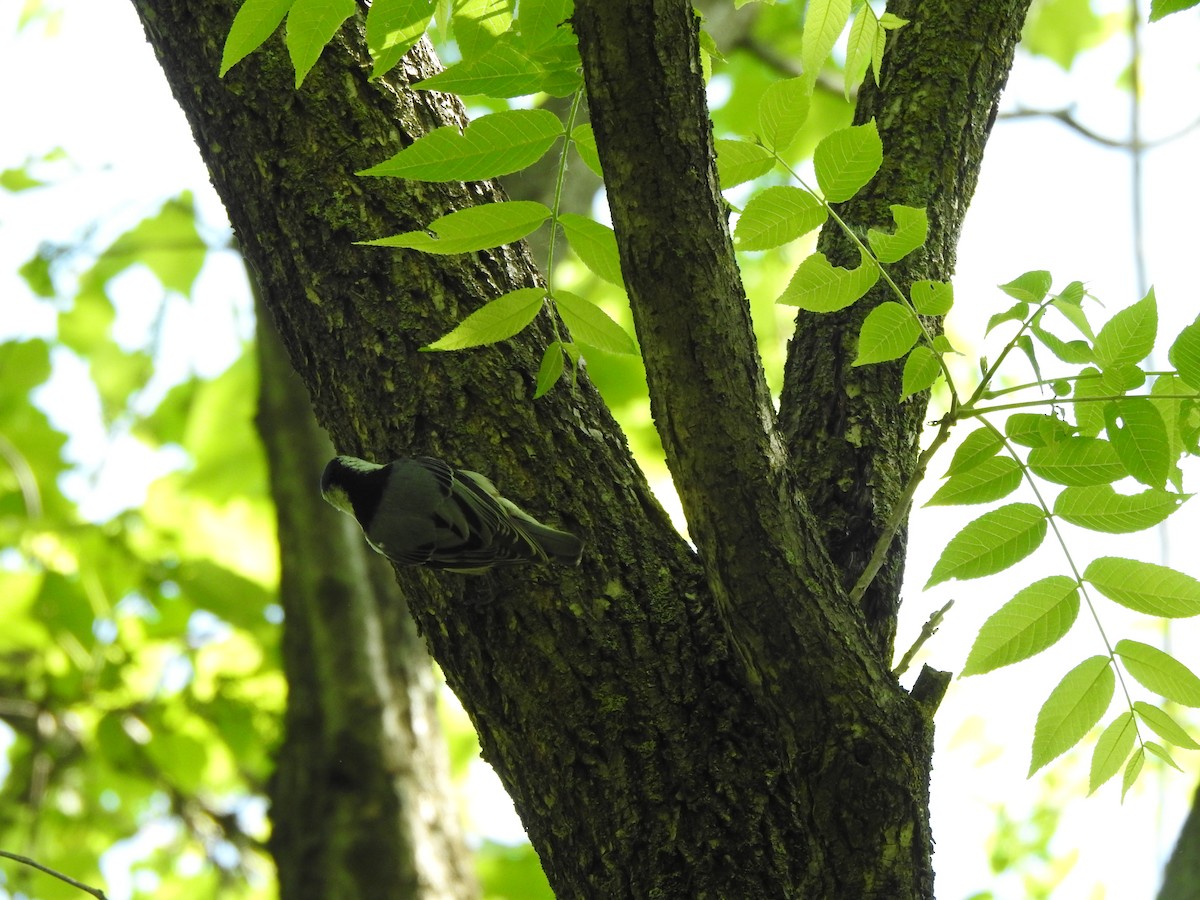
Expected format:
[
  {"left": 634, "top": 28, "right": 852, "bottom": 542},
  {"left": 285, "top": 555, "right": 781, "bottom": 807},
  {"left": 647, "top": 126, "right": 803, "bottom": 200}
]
[
  {"left": 911, "top": 280, "right": 953, "bottom": 316},
  {"left": 1117, "top": 639, "right": 1200, "bottom": 706},
  {"left": 361, "top": 201, "right": 551, "bottom": 254},
  {"left": 1094, "top": 288, "right": 1157, "bottom": 370},
  {"left": 813, "top": 120, "right": 882, "bottom": 202},
  {"left": 1054, "top": 485, "right": 1188, "bottom": 534},
  {"left": 854, "top": 302, "right": 920, "bottom": 366},
  {"left": 1169, "top": 314, "right": 1200, "bottom": 390},
  {"left": 1105, "top": 398, "right": 1169, "bottom": 488},
  {"left": 715, "top": 139, "right": 775, "bottom": 188},
  {"left": 1029, "top": 655, "right": 1113, "bottom": 776},
  {"left": 999, "top": 270, "right": 1052, "bottom": 303},
  {"left": 926, "top": 503, "right": 1047, "bottom": 587},
  {"left": 422, "top": 287, "right": 545, "bottom": 350},
  {"left": 1089, "top": 712, "right": 1136, "bottom": 794},
  {"left": 926, "top": 456, "right": 1021, "bottom": 506},
  {"left": 1133, "top": 701, "right": 1200, "bottom": 750},
  {"left": 776, "top": 249, "right": 879, "bottom": 311},
  {"left": 945, "top": 427, "right": 1003, "bottom": 476},
  {"left": 867, "top": 205, "right": 927, "bottom": 263},
  {"left": 734, "top": 186, "right": 826, "bottom": 251},
  {"left": 559, "top": 214, "right": 623, "bottom": 286},
  {"left": 286, "top": 0, "right": 356, "bottom": 87},
  {"left": 556, "top": 291, "right": 637, "bottom": 355},
  {"left": 901, "top": 345, "right": 942, "bottom": 399},
  {"left": 961, "top": 576, "right": 1080, "bottom": 676},
  {"left": 1085, "top": 557, "right": 1200, "bottom": 618},
  {"left": 358, "top": 109, "right": 562, "bottom": 181},
  {"left": 758, "top": 77, "right": 810, "bottom": 151},
  {"left": 1027, "top": 437, "right": 1125, "bottom": 486}
]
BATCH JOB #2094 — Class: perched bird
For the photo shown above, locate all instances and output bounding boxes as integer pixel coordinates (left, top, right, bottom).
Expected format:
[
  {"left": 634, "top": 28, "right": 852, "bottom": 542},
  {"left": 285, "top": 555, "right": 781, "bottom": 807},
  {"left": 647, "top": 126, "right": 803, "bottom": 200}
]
[{"left": 320, "top": 455, "right": 583, "bottom": 574}]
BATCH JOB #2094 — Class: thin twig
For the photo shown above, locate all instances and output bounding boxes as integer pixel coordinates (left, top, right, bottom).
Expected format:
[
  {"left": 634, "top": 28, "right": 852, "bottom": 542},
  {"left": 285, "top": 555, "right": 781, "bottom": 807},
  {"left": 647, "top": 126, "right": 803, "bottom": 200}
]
[
  {"left": 893, "top": 599, "right": 954, "bottom": 677},
  {"left": 0, "top": 849, "right": 109, "bottom": 899}
]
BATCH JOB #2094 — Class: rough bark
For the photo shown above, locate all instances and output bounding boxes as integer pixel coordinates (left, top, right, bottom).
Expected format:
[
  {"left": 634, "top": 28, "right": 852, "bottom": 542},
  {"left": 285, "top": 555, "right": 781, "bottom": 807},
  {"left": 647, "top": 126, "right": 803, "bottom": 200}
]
[
  {"left": 1159, "top": 779, "right": 1200, "bottom": 900},
  {"left": 129, "top": 0, "right": 1027, "bottom": 896},
  {"left": 256, "top": 290, "right": 475, "bottom": 900},
  {"left": 778, "top": 0, "right": 1033, "bottom": 654}
]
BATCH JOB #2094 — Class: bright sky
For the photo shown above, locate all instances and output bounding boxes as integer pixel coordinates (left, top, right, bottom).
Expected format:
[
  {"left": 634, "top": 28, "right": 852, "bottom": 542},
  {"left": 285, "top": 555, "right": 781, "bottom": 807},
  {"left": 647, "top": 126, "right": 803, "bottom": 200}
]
[{"left": 3, "top": 1, "right": 1200, "bottom": 898}]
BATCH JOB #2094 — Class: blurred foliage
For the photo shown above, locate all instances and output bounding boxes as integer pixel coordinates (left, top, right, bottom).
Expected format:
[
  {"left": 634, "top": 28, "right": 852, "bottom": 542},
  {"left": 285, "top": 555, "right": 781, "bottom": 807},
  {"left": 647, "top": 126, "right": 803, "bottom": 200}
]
[{"left": 0, "top": 0, "right": 1153, "bottom": 897}]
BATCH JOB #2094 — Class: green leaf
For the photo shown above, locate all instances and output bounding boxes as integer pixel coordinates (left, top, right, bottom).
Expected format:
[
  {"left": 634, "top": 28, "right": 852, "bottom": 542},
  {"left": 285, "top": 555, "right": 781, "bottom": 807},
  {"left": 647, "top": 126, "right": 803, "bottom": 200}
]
[
  {"left": 517, "top": 0, "right": 571, "bottom": 46},
  {"left": 559, "top": 214, "right": 623, "bottom": 286},
  {"left": 734, "top": 186, "right": 827, "bottom": 251},
  {"left": 1054, "top": 485, "right": 1188, "bottom": 533},
  {"left": 961, "top": 576, "right": 1080, "bottom": 676},
  {"left": 1030, "top": 313, "right": 1092, "bottom": 364},
  {"left": 866, "top": 205, "right": 928, "bottom": 263},
  {"left": 715, "top": 139, "right": 775, "bottom": 188},
  {"left": 1101, "top": 363, "right": 1146, "bottom": 392},
  {"left": 801, "top": 0, "right": 852, "bottom": 88},
  {"left": 1027, "top": 437, "right": 1125, "bottom": 486},
  {"left": 221, "top": 0, "right": 293, "bottom": 76},
  {"left": 1089, "top": 712, "right": 1136, "bottom": 794},
  {"left": 1145, "top": 741, "right": 1183, "bottom": 771},
  {"left": 901, "top": 345, "right": 942, "bottom": 400},
  {"left": 534, "top": 342, "right": 564, "bottom": 398},
  {"left": 1152, "top": 374, "right": 1189, "bottom": 489},
  {"left": 453, "top": 0, "right": 514, "bottom": 59},
  {"left": 926, "top": 456, "right": 1021, "bottom": 506},
  {"left": 1094, "top": 288, "right": 1157, "bottom": 371},
  {"left": 813, "top": 120, "right": 882, "bottom": 202},
  {"left": 416, "top": 30, "right": 581, "bottom": 98},
  {"left": 946, "top": 427, "right": 1004, "bottom": 476},
  {"left": 911, "top": 280, "right": 953, "bottom": 316},
  {"left": 999, "top": 270, "right": 1052, "bottom": 303},
  {"left": 1053, "top": 280, "right": 1091, "bottom": 326},
  {"left": 1123, "top": 747, "right": 1145, "bottom": 799},
  {"left": 571, "top": 123, "right": 603, "bottom": 178},
  {"left": 757, "top": 77, "right": 811, "bottom": 152},
  {"left": 853, "top": 301, "right": 920, "bottom": 366},
  {"left": 776, "top": 249, "right": 879, "bottom": 311},
  {"left": 286, "top": 0, "right": 356, "bottom": 88},
  {"left": 555, "top": 291, "right": 637, "bottom": 355},
  {"left": 1168, "top": 314, "right": 1200, "bottom": 390},
  {"left": 1073, "top": 367, "right": 1119, "bottom": 437},
  {"left": 925, "top": 503, "right": 1047, "bottom": 588},
  {"left": 1084, "top": 557, "right": 1200, "bottom": 618},
  {"left": 361, "top": 200, "right": 551, "bottom": 254},
  {"left": 1116, "top": 639, "right": 1200, "bottom": 706},
  {"left": 366, "top": 0, "right": 436, "bottom": 77},
  {"left": 1150, "top": 0, "right": 1200, "bottom": 24},
  {"left": 1029, "top": 656, "right": 1113, "bottom": 776},
  {"left": 986, "top": 301, "right": 1029, "bottom": 336},
  {"left": 844, "top": 4, "right": 879, "bottom": 93},
  {"left": 1134, "top": 701, "right": 1200, "bottom": 750},
  {"left": 358, "top": 109, "right": 562, "bottom": 181},
  {"left": 421, "top": 287, "right": 545, "bottom": 350},
  {"left": 1005, "top": 412, "right": 1075, "bottom": 449},
  {"left": 1105, "top": 398, "right": 1169, "bottom": 488}
]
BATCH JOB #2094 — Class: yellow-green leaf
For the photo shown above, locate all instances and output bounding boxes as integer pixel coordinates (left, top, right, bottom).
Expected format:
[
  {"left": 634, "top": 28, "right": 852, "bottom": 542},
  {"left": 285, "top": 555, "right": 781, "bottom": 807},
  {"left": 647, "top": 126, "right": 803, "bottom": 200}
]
[
  {"left": 961, "top": 576, "right": 1080, "bottom": 676},
  {"left": 1117, "top": 639, "right": 1200, "bottom": 705},
  {"left": 926, "top": 503, "right": 1047, "bottom": 588}
]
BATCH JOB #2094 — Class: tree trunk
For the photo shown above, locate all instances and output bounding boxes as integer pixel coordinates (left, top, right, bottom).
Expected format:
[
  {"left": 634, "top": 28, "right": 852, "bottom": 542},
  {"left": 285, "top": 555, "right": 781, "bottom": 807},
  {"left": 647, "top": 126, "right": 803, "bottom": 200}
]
[
  {"left": 1159, "top": 778, "right": 1200, "bottom": 900},
  {"left": 129, "top": 0, "right": 1028, "bottom": 895},
  {"left": 256, "top": 283, "right": 476, "bottom": 900}
]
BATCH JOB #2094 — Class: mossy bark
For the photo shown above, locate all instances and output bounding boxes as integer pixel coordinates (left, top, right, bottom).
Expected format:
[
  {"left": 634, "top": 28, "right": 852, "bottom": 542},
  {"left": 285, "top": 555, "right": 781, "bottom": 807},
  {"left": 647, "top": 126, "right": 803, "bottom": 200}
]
[{"left": 131, "top": 0, "right": 1028, "bottom": 896}]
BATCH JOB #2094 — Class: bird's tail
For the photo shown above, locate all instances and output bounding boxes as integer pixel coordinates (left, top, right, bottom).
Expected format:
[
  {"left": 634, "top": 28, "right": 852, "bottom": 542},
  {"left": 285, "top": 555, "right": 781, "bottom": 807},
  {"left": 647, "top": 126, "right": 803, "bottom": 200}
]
[{"left": 519, "top": 519, "right": 584, "bottom": 566}]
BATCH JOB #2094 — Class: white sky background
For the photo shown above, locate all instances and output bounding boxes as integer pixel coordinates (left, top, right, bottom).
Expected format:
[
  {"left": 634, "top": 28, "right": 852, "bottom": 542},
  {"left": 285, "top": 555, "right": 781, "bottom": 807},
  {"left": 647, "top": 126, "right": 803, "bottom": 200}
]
[{"left": 2, "top": 1, "right": 1200, "bottom": 898}]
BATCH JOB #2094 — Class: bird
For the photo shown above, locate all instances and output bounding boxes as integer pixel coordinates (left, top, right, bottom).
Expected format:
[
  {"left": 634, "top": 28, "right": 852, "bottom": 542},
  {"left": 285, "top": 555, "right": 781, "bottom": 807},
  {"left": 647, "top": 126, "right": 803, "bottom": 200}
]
[{"left": 320, "top": 455, "right": 583, "bottom": 574}]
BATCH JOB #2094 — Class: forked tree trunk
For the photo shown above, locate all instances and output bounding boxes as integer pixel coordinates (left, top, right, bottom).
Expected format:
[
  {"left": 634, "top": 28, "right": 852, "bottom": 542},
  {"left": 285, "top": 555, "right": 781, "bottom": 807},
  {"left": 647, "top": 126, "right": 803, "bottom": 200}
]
[{"left": 130, "top": 0, "right": 1029, "bottom": 895}]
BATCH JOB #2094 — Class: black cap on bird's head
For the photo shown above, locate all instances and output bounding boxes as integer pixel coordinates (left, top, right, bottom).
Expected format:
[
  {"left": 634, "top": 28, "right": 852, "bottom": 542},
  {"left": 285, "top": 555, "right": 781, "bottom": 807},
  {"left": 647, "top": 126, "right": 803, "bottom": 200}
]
[{"left": 319, "top": 454, "right": 583, "bottom": 574}]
